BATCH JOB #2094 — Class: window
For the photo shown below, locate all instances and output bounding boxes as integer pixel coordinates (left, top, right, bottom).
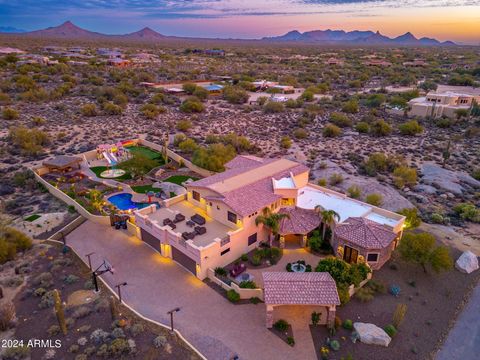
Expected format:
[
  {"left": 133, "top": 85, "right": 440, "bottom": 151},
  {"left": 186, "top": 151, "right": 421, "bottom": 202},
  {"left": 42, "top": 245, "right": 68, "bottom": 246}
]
[
  {"left": 192, "top": 191, "right": 201, "bottom": 202},
  {"left": 227, "top": 211, "right": 237, "bottom": 224},
  {"left": 248, "top": 233, "right": 257, "bottom": 246},
  {"left": 367, "top": 253, "right": 379, "bottom": 262},
  {"left": 221, "top": 248, "right": 230, "bottom": 256}
]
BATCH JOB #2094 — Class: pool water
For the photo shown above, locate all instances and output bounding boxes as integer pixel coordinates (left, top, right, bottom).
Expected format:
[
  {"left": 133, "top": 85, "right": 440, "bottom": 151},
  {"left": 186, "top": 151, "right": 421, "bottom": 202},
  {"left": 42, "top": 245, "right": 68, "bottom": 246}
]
[{"left": 108, "top": 193, "right": 153, "bottom": 211}]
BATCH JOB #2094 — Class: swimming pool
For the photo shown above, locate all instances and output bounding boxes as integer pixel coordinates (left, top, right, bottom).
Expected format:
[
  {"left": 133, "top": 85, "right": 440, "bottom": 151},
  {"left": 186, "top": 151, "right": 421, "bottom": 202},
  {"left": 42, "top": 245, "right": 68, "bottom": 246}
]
[{"left": 108, "top": 193, "right": 153, "bottom": 211}]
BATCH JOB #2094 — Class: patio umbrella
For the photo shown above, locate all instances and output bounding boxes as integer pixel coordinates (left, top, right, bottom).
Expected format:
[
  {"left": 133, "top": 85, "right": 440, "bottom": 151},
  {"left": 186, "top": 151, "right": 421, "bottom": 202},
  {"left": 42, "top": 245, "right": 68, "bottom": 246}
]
[{"left": 147, "top": 191, "right": 155, "bottom": 203}]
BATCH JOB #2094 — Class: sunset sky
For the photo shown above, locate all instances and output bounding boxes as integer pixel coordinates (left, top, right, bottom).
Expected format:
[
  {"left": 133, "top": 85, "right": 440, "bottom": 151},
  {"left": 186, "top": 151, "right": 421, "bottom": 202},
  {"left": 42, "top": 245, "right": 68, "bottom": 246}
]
[{"left": 0, "top": 0, "right": 479, "bottom": 44}]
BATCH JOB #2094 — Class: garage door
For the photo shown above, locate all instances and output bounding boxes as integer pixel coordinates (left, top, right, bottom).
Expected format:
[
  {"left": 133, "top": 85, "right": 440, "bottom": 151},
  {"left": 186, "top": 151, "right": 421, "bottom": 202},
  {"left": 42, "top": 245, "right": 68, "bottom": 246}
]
[
  {"left": 140, "top": 228, "right": 160, "bottom": 252},
  {"left": 172, "top": 247, "right": 197, "bottom": 275}
]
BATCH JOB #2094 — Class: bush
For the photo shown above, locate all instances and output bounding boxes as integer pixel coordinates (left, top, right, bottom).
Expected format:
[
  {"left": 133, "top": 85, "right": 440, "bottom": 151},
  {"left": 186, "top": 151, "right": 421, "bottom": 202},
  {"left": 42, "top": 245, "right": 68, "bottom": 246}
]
[
  {"left": 47, "top": 324, "right": 60, "bottom": 336},
  {"left": 323, "top": 124, "right": 342, "bottom": 137},
  {"left": 81, "top": 104, "right": 98, "bottom": 117},
  {"left": 274, "top": 319, "right": 289, "bottom": 332},
  {"left": 176, "top": 119, "right": 192, "bottom": 132},
  {"left": 153, "top": 335, "right": 168, "bottom": 349},
  {"left": 355, "top": 121, "right": 370, "bottom": 133},
  {"left": 329, "top": 339, "right": 340, "bottom": 351},
  {"left": 263, "top": 101, "right": 285, "bottom": 113},
  {"left": 90, "top": 328, "right": 110, "bottom": 345},
  {"left": 366, "top": 279, "right": 386, "bottom": 294},
  {"left": 223, "top": 86, "right": 249, "bottom": 104},
  {"left": 286, "top": 336, "right": 295, "bottom": 346},
  {"left": 453, "top": 203, "right": 480, "bottom": 223},
  {"left": 370, "top": 119, "right": 392, "bottom": 136},
  {"left": 389, "top": 284, "right": 401, "bottom": 297},
  {"left": 226, "top": 289, "right": 240, "bottom": 303},
  {"left": 2, "top": 107, "right": 19, "bottom": 120},
  {"left": 109, "top": 338, "right": 130, "bottom": 356},
  {"left": 430, "top": 213, "right": 445, "bottom": 224},
  {"left": 311, "top": 311, "right": 320, "bottom": 325},
  {"left": 0, "top": 302, "right": 15, "bottom": 331},
  {"left": 63, "top": 274, "right": 79, "bottom": 284},
  {"left": 140, "top": 103, "right": 162, "bottom": 118},
  {"left": 330, "top": 112, "right": 352, "bottom": 127},
  {"left": 399, "top": 120, "right": 423, "bottom": 135},
  {"left": 130, "top": 323, "right": 145, "bottom": 337},
  {"left": 38, "top": 290, "right": 56, "bottom": 309},
  {"left": 398, "top": 208, "right": 422, "bottom": 229},
  {"left": 329, "top": 173, "right": 343, "bottom": 185},
  {"left": 355, "top": 287, "right": 375, "bottom": 302},
  {"left": 3, "top": 346, "right": 30, "bottom": 360},
  {"left": 280, "top": 136, "right": 292, "bottom": 149},
  {"left": 103, "top": 102, "right": 123, "bottom": 115},
  {"left": 293, "top": 128, "right": 308, "bottom": 139},
  {"left": 342, "top": 319, "right": 353, "bottom": 330},
  {"left": 180, "top": 97, "right": 204, "bottom": 113},
  {"left": 250, "top": 297, "right": 261, "bottom": 304},
  {"left": 239, "top": 280, "right": 257, "bottom": 289},
  {"left": 363, "top": 153, "right": 387, "bottom": 176},
  {"left": 393, "top": 166, "right": 417, "bottom": 188},
  {"left": 393, "top": 303, "right": 408, "bottom": 328},
  {"left": 342, "top": 99, "right": 359, "bottom": 113},
  {"left": 33, "top": 272, "right": 53, "bottom": 288},
  {"left": 365, "top": 193, "right": 383, "bottom": 206},
  {"left": 250, "top": 253, "right": 262, "bottom": 266},
  {"left": 384, "top": 324, "right": 397, "bottom": 337},
  {"left": 214, "top": 267, "right": 227, "bottom": 277},
  {"left": 347, "top": 185, "right": 361, "bottom": 199},
  {"left": 72, "top": 306, "right": 92, "bottom": 319}
]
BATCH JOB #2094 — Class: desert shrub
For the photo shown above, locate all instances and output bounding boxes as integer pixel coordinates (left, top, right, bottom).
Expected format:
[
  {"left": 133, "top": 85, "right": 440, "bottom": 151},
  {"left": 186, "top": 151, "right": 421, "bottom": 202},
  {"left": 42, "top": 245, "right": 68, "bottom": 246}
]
[
  {"left": 365, "top": 193, "right": 383, "bottom": 206},
  {"left": 329, "top": 339, "right": 340, "bottom": 351},
  {"left": 38, "top": 290, "right": 55, "bottom": 309},
  {"left": 68, "top": 344, "right": 80, "bottom": 353},
  {"left": 223, "top": 86, "right": 249, "bottom": 104},
  {"left": 63, "top": 274, "right": 79, "bottom": 284},
  {"left": 389, "top": 285, "right": 401, "bottom": 297},
  {"left": 84, "top": 279, "right": 95, "bottom": 290},
  {"left": 239, "top": 280, "right": 257, "bottom": 289},
  {"left": 287, "top": 336, "right": 295, "bottom": 346},
  {"left": 323, "top": 124, "right": 342, "bottom": 137},
  {"left": 366, "top": 279, "right": 386, "bottom": 294},
  {"left": 75, "top": 354, "right": 87, "bottom": 360},
  {"left": 430, "top": 213, "right": 445, "bottom": 224},
  {"left": 370, "top": 119, "right": 392, "bottom": 136},
  {"left": 90, "top": 328, "right": 110, "bottom": 345},
  {"left": 34, "top": 287, "right": 47, "bottom": 297},
  {"left": 384, "top": 324, "right": 397, "bottom": 337},
  {"left": 263, "top": 101, "right": 285, "bottom": 113},
  {"left": 47, "top": 324, "right": 60, "bottom": 336},
  {"left": 176, "top": 119, "right": 192, "bottom": 132},
  {"left": 342, "top": 319, "right": 353, "bottom": 330},
  {"left": 399, "top": 120, "right": 423, "bottom": 135},
  {"left": 3, "top": 345, "right": 30, "bottom": 360},
  {"left": 250, "top": 297, "right": 261, "bottom": 304},
  {"left": 317, "top": 178, "right": 327, "bottom": 186},
  {"left": 330, "top": 112, "right": 352, "bottom": 127},
  {"left": 337, "top": 283, "right": 350, "bottom": 305},
  {"left": 250, "top": 253, "right": 262, "bottom": 266},
  {"left": 347, "top": 185, "right": 361, "bottom": 199},
  {"left": 103, "top": 102, "right": 123, "bottom": 115},
  {"left": 191, "top": 143, "right": 236, "bottom": 172},
  {"left": 329, "top": 173, "right": 343, "bottom": 185},
  {"left": 393, "top": 166, "right": 417, "bottom": 188},
  {"left": 214, "top": 267, "right": 227, "bottom": 277},
  {"left": 293, "top": 128, "right": 308, "bottom": 139},
  {"left": 0, "top": 302, "right": 15, "bottom": 331},
  {"left": 363, "top": 153, "right": 388, "bottom": 176},
  {"left": 436, "top": 117, "right": 452, "bottom": 128},
  {"left": 453, "top": 203, "right": 480, "bottom": 223},
  {"left": 178, "top": 138, "right": 198, "bottom": 153},
  {"left": 308, "top": 231, "right": 323, "bottom": 252},
  {"left": 140, "top": 103, "right": 162, "bottom": 118},
  {"left": 355, "top": 121, "right": 370, "bottom": 133},
  {"left": 355, "top": 287, "right": 375, "bottom": 302},
  {"left": 130, "top": 323, "right": 145, "bottom": 337},
  {"left": 33, "top": 272, "right": 53, "bottom": 288},
  {"left": 180, "top": 97, "right": 204, "bottom": 113},
  {"left": 2, "top": 107, "right": 19, "bottom": 120},
  {"left": 109, "top": 338, "right": 130, "bottom": 356},
  {"left": 72, "top": 306, "right": 92, "bottom": 319},
  {"left": 111, "top": 327, "right": 125, "bottom": 339},
  {"left": 274, "top": 319, "right": 289, "bottom": 332},
  {"left": 153, "top": 335, "right": 168, "bottom": 348},
  {"left": 81, "top": 103, "right": 98, "bottom": 117},
  {"left": 226, "top": 289, "right": 240, "bottom": 303},
  {"left": 342, "top": 99, "right": 359, "bottom": 113},
  {"left": 3, "top": 275, "right": 24, "bottom": 288},
  {"left": 280, "top": 136, "right": 292, "bottom": 149}
]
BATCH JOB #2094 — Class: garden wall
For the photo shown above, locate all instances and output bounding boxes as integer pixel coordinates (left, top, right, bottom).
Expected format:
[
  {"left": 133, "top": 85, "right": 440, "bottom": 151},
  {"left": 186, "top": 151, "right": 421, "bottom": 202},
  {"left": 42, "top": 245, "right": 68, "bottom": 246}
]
[
  {"left": 348, "top": 272, "right": 373, "bottom": 297},
  {"left": 49, "top": 216, "right": 87, "bottom": 241},
  {"left": 207, "top": 268, "right": 264, "bottom": 301},
  {"left": 139, "top": 139, "right": 215, "bottom": 178},
  {"left": 33, "top": 172, "right": 110, "bottom": 226}
]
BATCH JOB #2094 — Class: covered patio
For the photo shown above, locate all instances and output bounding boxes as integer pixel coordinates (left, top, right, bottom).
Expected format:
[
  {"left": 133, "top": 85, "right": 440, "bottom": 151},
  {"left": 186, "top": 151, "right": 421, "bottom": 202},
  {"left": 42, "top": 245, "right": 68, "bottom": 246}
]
[
  {"left": 277, "top": 207, "right": 320, "bottom": 248},
  {"left": 263, "top": 272, "right": 340, "bottom": 328}
]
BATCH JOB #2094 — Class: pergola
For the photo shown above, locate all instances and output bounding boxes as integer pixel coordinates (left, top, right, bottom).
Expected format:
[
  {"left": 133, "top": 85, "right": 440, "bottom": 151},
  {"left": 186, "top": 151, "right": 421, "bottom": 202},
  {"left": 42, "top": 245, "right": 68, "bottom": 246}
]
[
  {"left": 263, "top": 272, "right": 340, "bottom": 328},
  {"left": 43, "top": 155, "right": 82, "bottom": 172},
  {"left": 277, "top": 207, "right": 320, "bottom": 248}
]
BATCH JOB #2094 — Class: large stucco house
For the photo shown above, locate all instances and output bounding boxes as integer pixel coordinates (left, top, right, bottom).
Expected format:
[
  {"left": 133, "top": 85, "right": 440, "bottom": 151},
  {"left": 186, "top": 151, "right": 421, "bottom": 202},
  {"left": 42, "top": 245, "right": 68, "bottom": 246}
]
[
  {"left": 408, "top": 91, "right": 479, "bottom": 119},
  {"left": 134, "top": 156, "right": 405, "bottom": 279}
]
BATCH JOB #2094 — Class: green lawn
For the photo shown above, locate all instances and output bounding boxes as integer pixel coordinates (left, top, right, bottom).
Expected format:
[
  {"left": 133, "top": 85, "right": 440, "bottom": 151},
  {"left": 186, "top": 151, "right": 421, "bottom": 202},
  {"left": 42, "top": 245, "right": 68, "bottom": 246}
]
[
  {"left": 163, "top": 175, "right": 199, "bottom": 185},
  {"left": 89, "top": 166, "right": 132, "bottom": 180},
  {"left": 127, "top": 146, "right": 164, "bottom": 163},
  {"left": 24, "top": 214, "right": 41, "bottom": 222},
  {"left": 131, "top": 184, "right": 161, "bottom": 194}
]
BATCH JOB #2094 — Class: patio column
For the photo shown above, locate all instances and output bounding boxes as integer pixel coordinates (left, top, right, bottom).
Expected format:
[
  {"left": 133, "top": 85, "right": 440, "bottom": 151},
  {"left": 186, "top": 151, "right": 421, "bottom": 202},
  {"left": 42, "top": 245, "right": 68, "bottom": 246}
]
[
  {"left": 326, "top": 305, "right": 336, "bottom": 328},
  {"left": 301, "top": 235, "right": 307, "bottom": 247},
  {"left": 279, "top": 236, "right": 285, "bottom": 249},
  {"left": 266, "top": 304, "right": 274, "bottom": 328}
]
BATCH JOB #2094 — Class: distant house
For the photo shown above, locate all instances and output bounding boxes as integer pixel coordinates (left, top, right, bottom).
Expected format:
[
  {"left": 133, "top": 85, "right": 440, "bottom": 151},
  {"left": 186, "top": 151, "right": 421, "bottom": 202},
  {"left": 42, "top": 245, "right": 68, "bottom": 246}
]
[
  {"left": 326, "top": 58, "right": 344, "bottom": 66},
  {"left": 97, "top": 48, "right": 122, "bottom": 58},
  {"left": 106, "top": 58, "right": 130, "bottom": 68},
  {"left": 408, "top": 91, "right": 479, "bottom": 118},
  {"left": 201, "top": 84, "right": 224, "bottom": 94},
  {"left": 403, "top": 59, "right": 427, "bottom": 67},
  {"left": 364, "top": 59, "right": 392, "bottom": 67},
  {"left": 204, "top": 49, "right": 225, "bottom": 57},
  {"left": 252, "top": 80, "right": 278, "bottom": 91},
  {"left": 0, "top": 47, "right": 25, "bottom": 54}
]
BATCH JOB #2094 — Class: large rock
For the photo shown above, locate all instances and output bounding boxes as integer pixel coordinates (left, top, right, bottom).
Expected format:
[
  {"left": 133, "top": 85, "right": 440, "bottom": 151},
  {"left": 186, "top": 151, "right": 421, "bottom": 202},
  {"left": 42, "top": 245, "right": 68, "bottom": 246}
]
[
  {"left": 353, "top": 322, "right": 392, "bottom": 347},
  {"left": 420, "top": 163, "right": 480, "bottom": 195},
  {"left": 455, "top": 251, "right": 479, "bottom": 274}
]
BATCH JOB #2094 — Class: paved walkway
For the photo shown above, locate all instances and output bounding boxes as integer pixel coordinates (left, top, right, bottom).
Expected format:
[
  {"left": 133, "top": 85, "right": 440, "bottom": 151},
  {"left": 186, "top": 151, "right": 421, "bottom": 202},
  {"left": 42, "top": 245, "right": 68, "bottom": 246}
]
[
  {"left": 436, "top": 282, "right": 480, "bottom": 360},
  {"left": 65, "top": 221, "right": 318, "bottom": 360}
]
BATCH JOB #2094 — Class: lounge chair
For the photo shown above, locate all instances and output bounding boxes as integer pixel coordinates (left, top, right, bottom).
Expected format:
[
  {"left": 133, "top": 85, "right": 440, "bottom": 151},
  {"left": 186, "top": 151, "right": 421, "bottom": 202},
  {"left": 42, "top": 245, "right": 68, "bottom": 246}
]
[
  {"left": 194, "top": 226, "right": 206, "bottom": 235},
  {"left": 182, "top": 232, "right": 195, "bottom": 240},
  {"left": 173, "top": 213, "right": 185, "bottom": 223},
  {"left": 163, "top": 218, "right": 172, "bottom": 226},
  {"left": 186, "top": 220, "right": 195, "bottom": 227},
  {"left": 168, "top": 223, "right": 176, "bottom": 230},
  {"left": 191, "top": 214, "right": 206, "bottom": 225},
  {"left": 230, "top": 263, "right": 246, "bottom": 277}
]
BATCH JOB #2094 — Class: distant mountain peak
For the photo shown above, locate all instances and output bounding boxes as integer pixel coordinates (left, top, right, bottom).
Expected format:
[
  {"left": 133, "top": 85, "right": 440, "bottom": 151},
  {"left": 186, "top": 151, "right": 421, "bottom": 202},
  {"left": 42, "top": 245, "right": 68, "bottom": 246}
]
[{"left": 123, "top": 27, "right": 165, "bottom": 39}]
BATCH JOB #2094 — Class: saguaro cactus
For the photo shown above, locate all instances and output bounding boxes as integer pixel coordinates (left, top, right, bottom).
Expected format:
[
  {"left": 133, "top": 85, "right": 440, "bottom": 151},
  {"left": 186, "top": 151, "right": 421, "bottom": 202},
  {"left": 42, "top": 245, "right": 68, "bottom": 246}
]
[
  {"left": 53, "top": 289, "right": 67, "bottom": 335},
  {"left": 109, "top": 295, "right": 119, "bottom": 320}
]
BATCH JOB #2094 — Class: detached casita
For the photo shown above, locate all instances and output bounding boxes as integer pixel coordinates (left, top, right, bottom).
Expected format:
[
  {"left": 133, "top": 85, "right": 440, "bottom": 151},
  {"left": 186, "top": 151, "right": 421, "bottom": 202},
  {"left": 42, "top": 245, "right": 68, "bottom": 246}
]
[{"left": 135, "top": 156, "right": 405, "bottom": 279}]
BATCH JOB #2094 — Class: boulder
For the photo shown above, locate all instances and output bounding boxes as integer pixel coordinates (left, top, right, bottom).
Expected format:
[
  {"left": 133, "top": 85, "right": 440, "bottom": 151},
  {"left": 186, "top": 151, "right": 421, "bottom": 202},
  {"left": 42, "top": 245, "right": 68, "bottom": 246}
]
[
  {"left": 353, "top": 322, "right": 391, "bottom": 347},
  {"left": 455, "top": 251, "right": 479, "bottom": 274}
]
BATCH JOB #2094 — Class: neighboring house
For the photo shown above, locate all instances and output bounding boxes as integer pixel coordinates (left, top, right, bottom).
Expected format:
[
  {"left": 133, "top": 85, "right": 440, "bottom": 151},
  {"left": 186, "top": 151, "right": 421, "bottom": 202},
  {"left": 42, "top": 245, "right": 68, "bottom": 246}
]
[
  {"left": 134, "top": 155, "right": 405, "bottom": 279},
  {"left": 408, "top": 91, "right": 479, "bottom": 118},
  {"left": 201, "top": 84, "right": 224, "bottom": 94},
  {"left": 106, "top": 58, "right": 131, "bottom": 67},
  {"left": 326, "top": 58, "right": 344, "bottom": 66},
  {"left": 364, "top": 59, "right": 392, "bottom": 67},
  {"left": 403, "top": 59, "right": 427, "bottom": 67}
]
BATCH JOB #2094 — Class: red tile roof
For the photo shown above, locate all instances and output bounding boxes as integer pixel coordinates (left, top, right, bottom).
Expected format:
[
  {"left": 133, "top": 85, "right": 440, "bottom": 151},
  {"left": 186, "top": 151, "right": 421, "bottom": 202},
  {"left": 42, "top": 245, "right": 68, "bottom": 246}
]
[
  {"left": 278, "top": 207, "right": 321, "bottom": 235},
  {"left": 263, "top": 272, "right": 340, "bottom": 306},
  {"left": 334, "top": 217, "right": 397, "bottom": 249}
]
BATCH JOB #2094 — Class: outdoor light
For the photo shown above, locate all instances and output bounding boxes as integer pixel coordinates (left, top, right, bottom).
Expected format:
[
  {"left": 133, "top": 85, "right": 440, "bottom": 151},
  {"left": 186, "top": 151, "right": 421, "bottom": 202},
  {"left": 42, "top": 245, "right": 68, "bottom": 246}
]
[
  {"left": 115, "top": 282, "right": 128, "bottom": 303},
  {"left": 167, "top": 307, "right": 181, "bottom": 332}
]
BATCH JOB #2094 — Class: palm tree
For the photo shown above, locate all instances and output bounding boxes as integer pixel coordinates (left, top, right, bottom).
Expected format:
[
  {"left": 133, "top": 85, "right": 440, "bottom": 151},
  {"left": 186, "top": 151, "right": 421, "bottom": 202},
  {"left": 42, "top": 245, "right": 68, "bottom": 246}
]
[
  {"left": 255, "top": 207, "right": 290, "bottom": 246},
  {"left": 315, "top": 206, "right": 340, "bottom": 242}
]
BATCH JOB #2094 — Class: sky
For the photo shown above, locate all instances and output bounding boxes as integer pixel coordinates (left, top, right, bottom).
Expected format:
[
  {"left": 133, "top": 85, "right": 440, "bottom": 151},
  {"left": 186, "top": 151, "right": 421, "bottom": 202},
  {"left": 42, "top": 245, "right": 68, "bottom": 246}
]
[{"left": 0, "top": 0, "right": 479, "bottom": 44}]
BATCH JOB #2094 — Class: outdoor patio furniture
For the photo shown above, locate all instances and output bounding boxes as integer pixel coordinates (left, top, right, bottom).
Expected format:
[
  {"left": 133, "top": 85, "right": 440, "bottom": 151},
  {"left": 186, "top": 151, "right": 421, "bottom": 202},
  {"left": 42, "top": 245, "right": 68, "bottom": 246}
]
[
  {"left": 230, "top": 263, "right": 246, "bottom": 278},
  {"left": 182, "top": 232, "right": 196, "bottom": 240},
  {"left": 163, "top": 218, "right": 172, "bottom": 226},
  {"left": 186, "top": 220, "right": 195, "bottom": 227},
  {"left": 194, "top": 226, "right": 206, "bottom": 235},
  {"left": 174, "top": 213, "right": 186, "bottom": 223},
  {"left": 191, "top": 214, "right": 206, "bottom": 225},
  {"left": 168, "top": 223, "right": 176, "bottom": 230}
]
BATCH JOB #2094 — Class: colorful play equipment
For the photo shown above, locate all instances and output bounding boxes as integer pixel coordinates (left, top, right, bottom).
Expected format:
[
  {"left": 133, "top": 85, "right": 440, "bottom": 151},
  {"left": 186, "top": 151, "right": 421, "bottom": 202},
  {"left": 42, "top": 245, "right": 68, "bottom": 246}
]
[{"left": 96, "top": 141, "right": 134, "bottom": 164}]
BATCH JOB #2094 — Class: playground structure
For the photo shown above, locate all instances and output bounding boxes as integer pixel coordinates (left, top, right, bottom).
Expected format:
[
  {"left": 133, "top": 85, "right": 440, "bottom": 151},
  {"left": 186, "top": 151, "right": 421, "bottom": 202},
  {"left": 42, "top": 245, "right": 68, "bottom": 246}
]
[{"left": 96, "top": 141, "right": 133, "bottom": 178}]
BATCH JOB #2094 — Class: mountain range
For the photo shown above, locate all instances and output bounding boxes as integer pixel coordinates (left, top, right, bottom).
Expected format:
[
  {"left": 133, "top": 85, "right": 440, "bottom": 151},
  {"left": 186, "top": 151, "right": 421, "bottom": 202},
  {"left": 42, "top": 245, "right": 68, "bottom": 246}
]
[
  {"left": 0, "top": 21, "right": 456, "bottom": 46},
  {"left": 263, "top": 29, "right": 456, "bottom": 46}
]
